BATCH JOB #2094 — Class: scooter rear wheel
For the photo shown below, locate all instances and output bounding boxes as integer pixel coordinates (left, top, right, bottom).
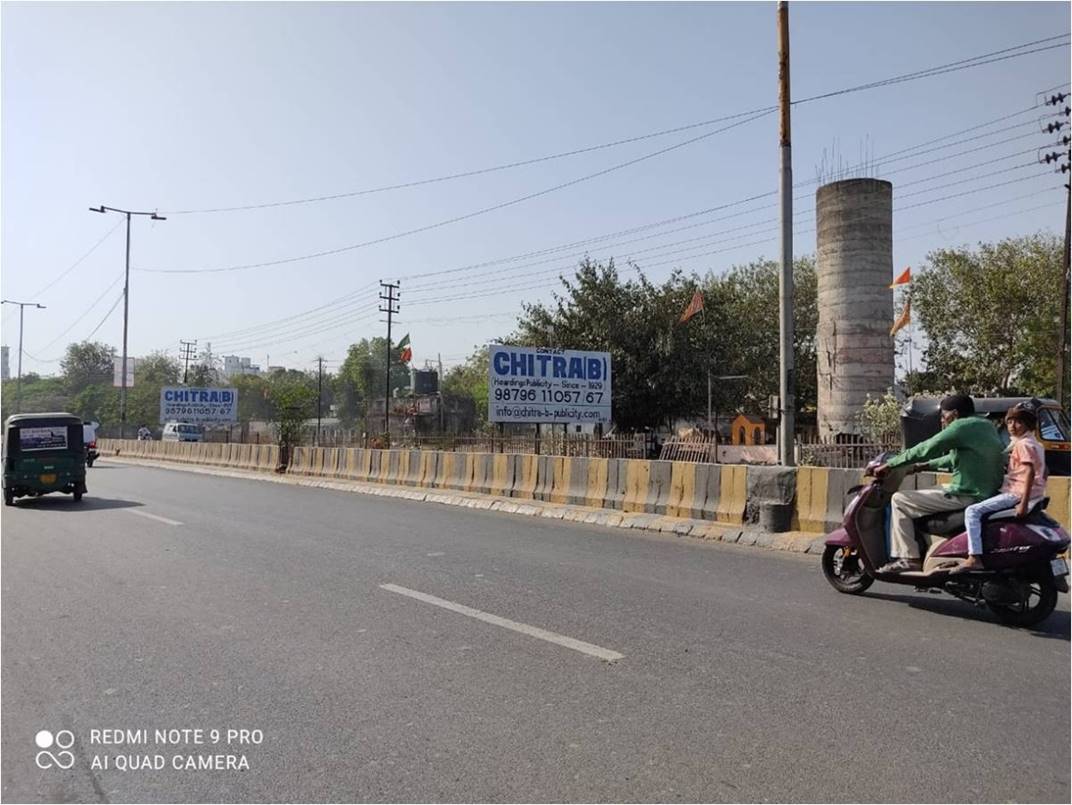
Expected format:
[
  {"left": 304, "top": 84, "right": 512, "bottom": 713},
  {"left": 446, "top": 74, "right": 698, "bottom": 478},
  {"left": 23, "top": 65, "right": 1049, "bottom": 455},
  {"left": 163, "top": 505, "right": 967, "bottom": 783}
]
[
  {"left": 987, "top": 574, "right": 1057, "bottom": 627},
  {"left": 821, "top": 545, "right": 874, "bottom": 595}
]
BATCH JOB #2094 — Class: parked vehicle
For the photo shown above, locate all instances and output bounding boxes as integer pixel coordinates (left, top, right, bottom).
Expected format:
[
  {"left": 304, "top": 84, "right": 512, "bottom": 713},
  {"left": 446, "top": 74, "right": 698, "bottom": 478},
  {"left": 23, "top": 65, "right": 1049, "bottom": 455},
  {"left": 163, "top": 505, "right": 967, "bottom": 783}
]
[
  {"left": 162, "top": 422, "right": 203, "bottom": 442},
  {"left": 83, "top": 421, "right": 99, "bottom": 467},
  {"left": 902, "top": 396, "right": 1070, "bottom": 476},
  {"left": 821, "top": 454, "right": 1069, "bottom": 627},
  {"left": 3, "top": 413, "right": 88, "bottom": 505}
]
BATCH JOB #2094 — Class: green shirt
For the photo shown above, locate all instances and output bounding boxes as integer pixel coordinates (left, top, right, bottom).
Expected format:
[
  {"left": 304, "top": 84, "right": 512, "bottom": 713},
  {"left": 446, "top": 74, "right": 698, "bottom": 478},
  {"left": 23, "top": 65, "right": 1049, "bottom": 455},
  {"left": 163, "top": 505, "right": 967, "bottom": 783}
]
[{"left": 886, "top": 416, "right": 1005, "bottom": 501}]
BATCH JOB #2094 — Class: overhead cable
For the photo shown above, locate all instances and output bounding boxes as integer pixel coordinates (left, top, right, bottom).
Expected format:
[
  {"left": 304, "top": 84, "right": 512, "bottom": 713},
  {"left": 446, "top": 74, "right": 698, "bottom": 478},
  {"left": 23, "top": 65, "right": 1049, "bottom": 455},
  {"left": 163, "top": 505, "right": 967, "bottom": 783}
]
[
  {"left": 139, "top": 110, "right": 775, "bottom": 275},
  {"left": 29, "top": 218, "right": 124, "bottom": 300},
  {"left": 159, "top": 35, "right": 1067, "bottom": 217}
]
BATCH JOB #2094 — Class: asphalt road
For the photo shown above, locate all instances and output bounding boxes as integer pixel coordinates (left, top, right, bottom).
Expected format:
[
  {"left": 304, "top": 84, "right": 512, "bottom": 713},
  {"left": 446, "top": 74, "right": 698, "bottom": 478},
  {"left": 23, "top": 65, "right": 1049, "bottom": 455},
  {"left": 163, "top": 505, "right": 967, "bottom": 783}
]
[{"left": 2, "top": 460, "right": 1068, "bottom": 803}]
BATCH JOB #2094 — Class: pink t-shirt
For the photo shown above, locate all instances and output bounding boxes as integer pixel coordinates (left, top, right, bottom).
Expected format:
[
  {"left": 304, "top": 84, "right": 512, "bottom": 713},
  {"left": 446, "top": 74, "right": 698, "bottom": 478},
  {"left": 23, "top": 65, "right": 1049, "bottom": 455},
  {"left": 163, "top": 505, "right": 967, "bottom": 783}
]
[{"left": 1001, "top": 435, "right": 1047, "bottom": 500}]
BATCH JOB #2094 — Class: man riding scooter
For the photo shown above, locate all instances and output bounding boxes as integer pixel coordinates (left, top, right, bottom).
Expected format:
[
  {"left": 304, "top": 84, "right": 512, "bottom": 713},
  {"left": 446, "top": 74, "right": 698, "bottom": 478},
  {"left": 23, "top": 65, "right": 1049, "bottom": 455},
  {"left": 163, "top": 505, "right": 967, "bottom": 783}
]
[{"left": 871, "top": 394, "right": 1005, "bottom": 574}]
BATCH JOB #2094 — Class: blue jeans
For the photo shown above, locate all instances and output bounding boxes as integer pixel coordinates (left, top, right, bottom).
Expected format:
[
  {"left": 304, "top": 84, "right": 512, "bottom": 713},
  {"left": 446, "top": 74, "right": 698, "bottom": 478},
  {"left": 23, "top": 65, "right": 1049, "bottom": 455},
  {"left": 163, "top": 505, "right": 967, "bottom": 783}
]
[{"left": 964, "top": 493, "right": 1020, "bottom": 555}]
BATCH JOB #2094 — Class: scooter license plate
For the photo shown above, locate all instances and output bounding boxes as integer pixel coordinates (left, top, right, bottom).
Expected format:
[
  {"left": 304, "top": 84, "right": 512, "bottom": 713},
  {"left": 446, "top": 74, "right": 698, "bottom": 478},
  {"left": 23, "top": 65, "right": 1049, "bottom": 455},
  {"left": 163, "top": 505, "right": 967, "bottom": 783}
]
[{"left": 1051, "top": 558, "right": 1069, "bottom": 577}]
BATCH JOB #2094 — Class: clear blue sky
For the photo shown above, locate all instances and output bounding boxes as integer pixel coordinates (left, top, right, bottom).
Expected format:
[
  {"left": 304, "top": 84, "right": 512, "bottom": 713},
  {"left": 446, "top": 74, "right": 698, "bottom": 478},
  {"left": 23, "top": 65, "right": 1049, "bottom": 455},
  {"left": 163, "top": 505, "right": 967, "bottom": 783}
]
[{"left": 2, "top": 1, "right": 1069, "bottom": 379}]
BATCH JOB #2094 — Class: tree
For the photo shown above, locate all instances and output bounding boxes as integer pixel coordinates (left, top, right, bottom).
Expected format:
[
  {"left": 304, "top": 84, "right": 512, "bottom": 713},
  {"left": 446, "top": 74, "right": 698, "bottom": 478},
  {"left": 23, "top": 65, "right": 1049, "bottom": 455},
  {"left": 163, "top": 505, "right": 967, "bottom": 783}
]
[
  {"left": 336, "top": 337, "right": 409, "bottom": 428},
  {"left": 266, "top": 374, "right": 316, "bottom": 460},
  {"left": 914, "top": 233, "right": 1067, "bottom": 407},
  {"left": 125, "top": 352, "right": 182, "bottom": 429},
  {"left": 515, "top": 256, "right": 818, "bottom": 431},
  {"left": 186, "top": 362, "right": 219, "bottom": 386},
  {"left": 60, "top": 341, "right": 114, "bottom": 393},
  {"left": 518, "top": 258, "right": 719, "bottom": 430},
  {"left": 442, "top": 348, "right": 491, "bottom": 427},
  {"left": 702, "top": 256, "right": 818, "bottom": 421},
  {"left": 229, "top": 373, "right": 274, "bottom": 423}
]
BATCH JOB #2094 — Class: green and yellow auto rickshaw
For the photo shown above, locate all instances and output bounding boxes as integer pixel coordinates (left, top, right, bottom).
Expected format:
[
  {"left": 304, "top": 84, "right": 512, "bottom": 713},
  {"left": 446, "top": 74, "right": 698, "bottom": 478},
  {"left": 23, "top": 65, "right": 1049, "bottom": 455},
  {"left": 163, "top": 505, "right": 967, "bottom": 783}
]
[{"left": 3, "top": 413, "right": 88, "bottom": 506}]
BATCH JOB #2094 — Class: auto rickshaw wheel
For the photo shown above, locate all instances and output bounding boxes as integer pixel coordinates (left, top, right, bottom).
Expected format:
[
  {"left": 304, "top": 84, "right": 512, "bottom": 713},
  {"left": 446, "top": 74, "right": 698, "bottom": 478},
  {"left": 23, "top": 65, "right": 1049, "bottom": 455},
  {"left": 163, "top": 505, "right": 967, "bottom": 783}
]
[{"left": 3, "top": 489, "right": 13, "bottom": 506}]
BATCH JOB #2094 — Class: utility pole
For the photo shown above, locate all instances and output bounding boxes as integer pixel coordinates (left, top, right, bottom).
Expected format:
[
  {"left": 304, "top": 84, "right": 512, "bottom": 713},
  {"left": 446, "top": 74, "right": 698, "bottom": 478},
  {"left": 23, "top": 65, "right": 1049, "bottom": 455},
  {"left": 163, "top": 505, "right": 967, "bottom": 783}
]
[
  {"left": 316, "top": 356, "right": 323, "bottom": 446},
  {"left": 776, "top": 1, "right": 796, "bottom": 466},
  {"left": 438, "top": 352, "right": 445, "bottom": 434},
  {"left": 90, "top": 205, "right": 165, "bottom": 438},
  {"left": 179, "top": 339, "right": 197, "bottom": 384},
  {"left": 379, "top": 281, "right": 400, "bottom": 441},
  {"left": 1040, "top": 91, "right": 1070, "bottom": 404},
  {"left": 1, "top": 300, "right": 46, "bottom": 414}
]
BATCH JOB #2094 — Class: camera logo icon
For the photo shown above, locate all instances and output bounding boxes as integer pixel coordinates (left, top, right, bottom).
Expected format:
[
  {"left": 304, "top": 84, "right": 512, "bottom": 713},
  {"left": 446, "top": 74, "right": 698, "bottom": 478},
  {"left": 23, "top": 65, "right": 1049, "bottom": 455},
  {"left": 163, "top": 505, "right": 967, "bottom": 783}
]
[{"left": 35, "top": 730, "right": 75, "bottom": 770}]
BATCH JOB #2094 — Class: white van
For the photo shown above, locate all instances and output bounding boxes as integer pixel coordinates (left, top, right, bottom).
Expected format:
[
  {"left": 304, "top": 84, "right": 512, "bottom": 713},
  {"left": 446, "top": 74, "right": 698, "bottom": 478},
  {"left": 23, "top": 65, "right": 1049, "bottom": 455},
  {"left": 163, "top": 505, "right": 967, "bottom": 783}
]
[{"left": 162, "top": 422, "right": 203, "bottom": 442}]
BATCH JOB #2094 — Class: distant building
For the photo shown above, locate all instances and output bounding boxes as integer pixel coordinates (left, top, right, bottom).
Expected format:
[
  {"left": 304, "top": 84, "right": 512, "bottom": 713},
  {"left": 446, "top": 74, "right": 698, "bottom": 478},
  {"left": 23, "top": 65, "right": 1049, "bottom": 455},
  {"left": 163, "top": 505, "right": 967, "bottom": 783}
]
[
  {"left": 1, "top": 346, "right": 8, "bottom": 381},
  {"left": 220, "top": 355, "right": 261, "bottom": 379}
]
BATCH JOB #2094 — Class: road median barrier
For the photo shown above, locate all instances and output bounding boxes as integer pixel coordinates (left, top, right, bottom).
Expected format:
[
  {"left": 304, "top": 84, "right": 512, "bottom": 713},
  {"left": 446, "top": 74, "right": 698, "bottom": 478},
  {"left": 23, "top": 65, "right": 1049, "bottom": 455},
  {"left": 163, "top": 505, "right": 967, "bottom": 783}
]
[
  {"left": 533, "top": 455, "right": 555, "bottom": 502},
  {"left": 488, "top": 454, "right": 515, "bottom": 498},
  {"left": 583, "top": 458, "right": 612, "bottom": 508},
  {"left": 514, "top": 454, "right": 539, "bottom": 499},
  {"left": 715, "top": 464, "right": 747, "bottom": 524}
]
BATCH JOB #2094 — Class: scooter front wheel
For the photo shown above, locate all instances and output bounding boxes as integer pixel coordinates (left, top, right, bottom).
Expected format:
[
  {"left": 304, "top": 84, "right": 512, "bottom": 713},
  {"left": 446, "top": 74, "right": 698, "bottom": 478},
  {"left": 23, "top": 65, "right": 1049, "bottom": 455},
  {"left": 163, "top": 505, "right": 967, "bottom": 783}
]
[{"left": 821, "top": 545, "right": 874, "bottom": 595}]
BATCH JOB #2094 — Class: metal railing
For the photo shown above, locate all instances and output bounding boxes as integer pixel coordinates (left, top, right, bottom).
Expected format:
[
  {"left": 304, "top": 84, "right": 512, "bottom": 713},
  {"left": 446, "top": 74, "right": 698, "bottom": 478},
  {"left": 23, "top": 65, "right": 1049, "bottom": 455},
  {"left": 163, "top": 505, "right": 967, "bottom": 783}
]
[{"left": 796, "top": 440, "right": 900, "bottom": 469}]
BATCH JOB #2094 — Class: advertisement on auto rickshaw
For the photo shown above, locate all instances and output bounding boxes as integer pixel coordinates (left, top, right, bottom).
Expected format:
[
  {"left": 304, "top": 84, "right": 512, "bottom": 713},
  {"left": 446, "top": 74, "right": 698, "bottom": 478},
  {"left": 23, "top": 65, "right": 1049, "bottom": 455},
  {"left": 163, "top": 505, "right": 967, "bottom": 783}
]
[{"left": 18, "top": 426, "right": 68, "bottom": 452}]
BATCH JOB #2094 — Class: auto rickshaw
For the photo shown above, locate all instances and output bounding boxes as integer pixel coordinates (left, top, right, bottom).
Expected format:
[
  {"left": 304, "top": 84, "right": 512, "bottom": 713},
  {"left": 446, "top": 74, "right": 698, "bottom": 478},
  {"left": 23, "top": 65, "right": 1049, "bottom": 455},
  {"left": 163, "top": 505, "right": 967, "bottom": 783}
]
[
  {"left": 901, "top": 396, "right": 1071, "bottom": 476},
  {"left": 3, "top": 412, "right": 88, "bottom": 505}
]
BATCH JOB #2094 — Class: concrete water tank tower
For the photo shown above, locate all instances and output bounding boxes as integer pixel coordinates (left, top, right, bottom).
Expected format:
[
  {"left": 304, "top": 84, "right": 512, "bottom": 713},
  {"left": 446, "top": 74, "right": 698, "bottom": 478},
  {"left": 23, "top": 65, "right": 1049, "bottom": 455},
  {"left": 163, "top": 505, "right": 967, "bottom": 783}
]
[{"left": 815, "top": 178, "right": 895, "bottom": 440}]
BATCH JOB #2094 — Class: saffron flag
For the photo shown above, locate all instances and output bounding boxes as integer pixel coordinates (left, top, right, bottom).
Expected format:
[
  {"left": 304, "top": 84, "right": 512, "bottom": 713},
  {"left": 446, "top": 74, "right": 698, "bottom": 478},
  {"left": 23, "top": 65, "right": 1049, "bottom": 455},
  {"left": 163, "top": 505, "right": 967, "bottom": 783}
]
[
  {"left": 890, "top": 301, "right": 911, "bottom": 336},
  {"left": 680, "top": 290, "right": 704, "bottom": 323},
  {"left": 889, "top": 267, "right": 911, "bottom": 288},
  {"left": 398, "top": 333, "right": 412, "bottom": 363}
]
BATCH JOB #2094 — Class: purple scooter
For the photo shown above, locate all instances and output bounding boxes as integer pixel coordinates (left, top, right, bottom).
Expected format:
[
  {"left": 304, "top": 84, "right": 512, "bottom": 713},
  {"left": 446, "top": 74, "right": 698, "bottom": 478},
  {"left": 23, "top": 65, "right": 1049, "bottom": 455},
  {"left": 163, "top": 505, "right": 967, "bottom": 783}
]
[{"left": 821, "top": 455, "right": 1070, "bottom": 627}]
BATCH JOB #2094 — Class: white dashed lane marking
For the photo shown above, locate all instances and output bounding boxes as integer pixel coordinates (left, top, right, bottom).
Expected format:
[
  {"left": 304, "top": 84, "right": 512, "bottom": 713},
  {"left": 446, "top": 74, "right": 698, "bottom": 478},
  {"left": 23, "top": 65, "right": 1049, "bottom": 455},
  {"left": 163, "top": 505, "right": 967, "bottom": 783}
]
[
  {"left": 380, "top": 583, "right": 624, "bottom": 662},
  {"left": 123, "top": 509, "right": 183, "bottom": 526}
]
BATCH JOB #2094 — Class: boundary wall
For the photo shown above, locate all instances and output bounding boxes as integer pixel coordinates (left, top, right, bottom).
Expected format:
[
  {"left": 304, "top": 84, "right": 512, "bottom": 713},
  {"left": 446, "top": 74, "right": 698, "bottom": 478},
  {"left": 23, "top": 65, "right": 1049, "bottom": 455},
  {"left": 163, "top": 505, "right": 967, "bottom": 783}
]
[{"left": 98, "top": 439, "right": 1072, "bottom": 533}]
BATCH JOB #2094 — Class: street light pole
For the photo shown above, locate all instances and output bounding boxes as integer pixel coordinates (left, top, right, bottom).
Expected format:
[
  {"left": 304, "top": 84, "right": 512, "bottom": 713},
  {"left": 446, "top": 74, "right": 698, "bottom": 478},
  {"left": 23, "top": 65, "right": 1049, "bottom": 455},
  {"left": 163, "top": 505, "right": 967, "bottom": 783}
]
[
  {"left": 90, "top": 205, "right": 165, "bottom": 438},
  {"left": 1, "top": 300, "right": 46, "bottom": 414}
]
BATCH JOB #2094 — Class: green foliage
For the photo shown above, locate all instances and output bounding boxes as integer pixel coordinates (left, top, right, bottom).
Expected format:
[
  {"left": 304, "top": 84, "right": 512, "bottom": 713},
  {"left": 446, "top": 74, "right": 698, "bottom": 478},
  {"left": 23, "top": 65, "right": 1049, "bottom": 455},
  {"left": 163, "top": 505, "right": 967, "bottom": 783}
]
[
  {"left": 516, "top": 259, "right": 708, "bottom": 429},
  {"left": 336, "top": 337, "right": 409, "bottom": 428},
  {"left": 914, "top": 233, "right": 1067, "bottom": 406},
  {"left": 442, "top": 348, "right": 491, "bottom": 427},
  {"left": 186, "top": 362, "right": 219, "bottom": 386},
  {"left": 125, "top": 352, "right": 181, "bottom": 428},
  {"left": 60, "top": 341, "right": 114, "bottom": 392},
  {"left": 514, "top": 256, "right": 818, "bottom": 430},
  {"left": 228, "top": 373, "right": 275, "bottom": 423},
  {"left": 266, "top": 375, "right": 316, "bottom": 450},
  {"left": 703, "top": 257, "right": 818, "bottom": 418},
  {"left": 855, "top": 390, "right": 902, "bottom": 443},
  {"left": 1, "top": 375, "right": 71, "bottom": 421}
]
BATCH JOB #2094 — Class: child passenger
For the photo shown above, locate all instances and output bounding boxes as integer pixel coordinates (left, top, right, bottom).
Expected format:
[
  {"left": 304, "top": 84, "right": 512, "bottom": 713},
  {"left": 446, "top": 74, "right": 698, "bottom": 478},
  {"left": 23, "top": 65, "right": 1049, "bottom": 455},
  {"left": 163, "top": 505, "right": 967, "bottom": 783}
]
[{"left": 953, "top": 403, "right": 1047, "bottom": 573}]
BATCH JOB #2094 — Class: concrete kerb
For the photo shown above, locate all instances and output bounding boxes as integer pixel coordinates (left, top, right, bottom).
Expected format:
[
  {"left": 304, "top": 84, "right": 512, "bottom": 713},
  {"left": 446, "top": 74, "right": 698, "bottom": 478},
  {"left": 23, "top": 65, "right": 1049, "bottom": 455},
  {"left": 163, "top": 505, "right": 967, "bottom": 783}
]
[{"left": 102, "top": 454, "right": 827, "bottom": 561}]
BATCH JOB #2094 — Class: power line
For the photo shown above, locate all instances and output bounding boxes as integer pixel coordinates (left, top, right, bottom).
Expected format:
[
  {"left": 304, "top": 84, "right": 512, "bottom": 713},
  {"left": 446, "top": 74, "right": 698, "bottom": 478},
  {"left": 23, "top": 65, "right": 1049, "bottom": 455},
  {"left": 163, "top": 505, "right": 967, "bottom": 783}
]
[
  {"left": 84, "top": 291, "right": 125, "bottom": 340},
  {"left": 792, "top": 36, "right": 1069, "bottom": 105},
  {"left": 400, "top": 109, "right": 1046, "bottom": 283},
  {"left": 29, "top": 218, "right": 124, "bottom": 300},
  {"left": 38, "top": 272, "right": 125, "bottom": 352},
  {"left": 217, "top": 159, "right": 1060, "bottom": 358},
  {"left": 138, "top": 40, "right": 1070, "bottom": 277},
  {"left": 160, "top": 107, "right": 776, "bottom": 216},
  {"left": 139, "top": 110, "right": 775, "bottom": 275},
  {"left": 185, "top": 194, "right": 1067, "bottom": 359},
  {"left": 157, "top": 35, "right": 1067, "bottom": 219},
  {"left": 175, "top": 97, "right": 1063, "bottom": 351},
  {"left": 405, "top": 153, "right": 1052, "bottom": 294},
  {"left": 199, "top": 281, "right": 380, "bottom": 342}
]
